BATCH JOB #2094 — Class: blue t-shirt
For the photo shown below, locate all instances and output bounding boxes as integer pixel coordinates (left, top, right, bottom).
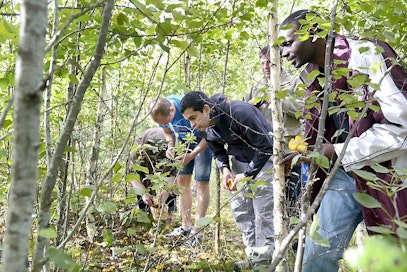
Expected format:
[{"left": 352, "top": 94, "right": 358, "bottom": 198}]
[{"left": 160, "top": 95, "right": 199, "bottom": 141}]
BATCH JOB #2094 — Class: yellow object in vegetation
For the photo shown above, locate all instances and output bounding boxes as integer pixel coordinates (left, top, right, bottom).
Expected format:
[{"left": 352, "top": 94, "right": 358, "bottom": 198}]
[{"left": 288, "top": 135, "right": 308, "bottom": 154}]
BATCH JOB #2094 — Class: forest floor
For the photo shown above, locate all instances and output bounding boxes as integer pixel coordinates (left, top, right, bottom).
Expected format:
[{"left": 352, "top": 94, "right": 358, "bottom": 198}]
[{"left": 66, "top": 184, "right": 248, "bottom": 272}]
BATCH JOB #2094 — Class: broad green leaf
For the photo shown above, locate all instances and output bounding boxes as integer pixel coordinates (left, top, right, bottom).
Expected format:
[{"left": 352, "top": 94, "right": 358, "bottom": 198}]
[
  {"left": 136, "top": 243, "right": 146, "bottom": 255},
  {"left": 353, "top": 192, "right": 382, "bottom": 209},
  {"left": 127, "top": 228, "right": 137, "bottom": 236},
  {"left": 132, "top": 164, "right": 149, "bottom": 174},
  {"left": 352, "top": 169, "right": 378, "bottom": 181},
  {"left": 110, "top": 173, "right": 121, "bottom": 183},
  {"left": 97, "top": 201, "right": 117, "bottom": 214},
  {"left": 137, "top": 210, "right": 151, "bottom": 223},
  {"left": 126, "top": 173, "right": 140, "bottom": 183},
  {"left": 48, "top": 247, "right": 80, "bottom": 271},
  {"left": 370, "top": 163, "right": 390, "bottom": 174},
  {"left": 305, "top": 70, "right": 321, "bottom": 81},
  {"left": 396, "top": 227, "right": 407, "bottom": 239},
  {"left": 366, "top": 225, "right": 393, "bottom": 235},
  {"left": 195, "top": 217, "right": 213, "bottom": 227},
  {"left": 79, "top": 187, "right": 92, "bottom": 197},
  {"left": 38, "top": 228, "right": 57, "bottom": 239}
]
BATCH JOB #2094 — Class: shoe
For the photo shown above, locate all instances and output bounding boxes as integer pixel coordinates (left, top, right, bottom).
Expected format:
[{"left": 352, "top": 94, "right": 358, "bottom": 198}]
[
  {"left": 233, "top": 258, "right": 270, "bottom": 272},
  {"left": 185, "top": 230, "right": 203, "bottom": 247},
  {"left": 164, "top": 226, "right": 191, "bottom": 238},
  {"left": 233, "top": 258, "right": 254, "bottom": 271}
]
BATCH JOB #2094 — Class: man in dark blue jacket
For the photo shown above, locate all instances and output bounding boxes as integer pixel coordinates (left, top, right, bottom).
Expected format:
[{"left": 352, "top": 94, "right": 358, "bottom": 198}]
[{"left": 180, "top": 91, "right": 274, "bottom": 270}]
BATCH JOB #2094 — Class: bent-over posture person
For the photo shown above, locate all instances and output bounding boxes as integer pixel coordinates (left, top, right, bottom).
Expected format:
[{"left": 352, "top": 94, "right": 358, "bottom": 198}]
[
  {"left": 126, "top": 128, "right": 177, "bottom": 224},
  {"left": 180, "top": 91, "right": 274, "bottom": 271}
]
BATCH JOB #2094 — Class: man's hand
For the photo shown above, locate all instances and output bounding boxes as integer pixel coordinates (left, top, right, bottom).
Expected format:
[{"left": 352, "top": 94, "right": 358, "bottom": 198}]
[
  {"left": 166, "top": 147, "right": 175, "bottom": 159},
  {"left": 141, "top": 193, "right": 154, "bottom": 207},
  {"left": 159, "top": 190, "right": 169, "bottom": 204},
  {"left": 175, "top": 153, "right": 194, "bottom": 166}
]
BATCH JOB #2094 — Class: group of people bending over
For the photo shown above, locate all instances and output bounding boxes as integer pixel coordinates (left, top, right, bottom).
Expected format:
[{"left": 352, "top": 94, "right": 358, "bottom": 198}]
[{"left": 126, "top": 9, "right": 407, "bottom": 272}]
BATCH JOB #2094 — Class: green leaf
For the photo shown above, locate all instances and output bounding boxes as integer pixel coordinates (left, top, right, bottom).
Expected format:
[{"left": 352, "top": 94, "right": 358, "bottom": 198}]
[
  {"left": 353, "top": 192, "right": 383, "bottom": 209},
  {"left": 305, "top": 70, "right": 321, "bottom": 81},
  {"left": 131, "top": 186, "right": 145, "bottom": 196},
  {"left": 102, "top": 229, "right": 114, "bottom": 247},
  {"left": 48, "top": 247, "right": 80, "bottom": 271},
  {"left": 110, "top": 173, "right": 121, "bottom": 183},
  {"left": 195, "top": 217, "right": 213, "bottom": 227},
  {"left": 97, "top": 201, "right": 117, "bottom": 214},
  {"left": 127, "top": 228, "right": 137, "bottom": 236},
  {"left": 126, "top": 173, "right": 140, "bottom": 183},
  {"left": 38, "top": 228, "right": 57, "bottom": 239},
  {"left": 79, "top": 187, "right": 92, "bottom": 197},
  {"left": 137, "top": 210, "right": 151, "bottom": 223},
  {"left": 352, "top": 169, "right": 378, "bottom": 181},
  {"left": 136, "top": 243, "right": 146, "bottom": 255},
  {"left": 68, "top": 74, "right": 79, "bottom": 84},
  {"left": 64, "top": 146, "right": 77, "bottom": 153},
  {"left": 132, "top": 164, "right": 149, "bottom": 174},
  {"left": 396, "top": 227, "right": 407, "bottom": 239},
  {"left": 366, "top": 225, "right": 393, "bottom": 235},
  {"left": 370, "top": 163, "right": 390, "bottom": 174}
]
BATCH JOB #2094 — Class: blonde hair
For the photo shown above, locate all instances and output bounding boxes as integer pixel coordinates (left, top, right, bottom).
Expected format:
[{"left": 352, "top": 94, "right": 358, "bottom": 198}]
[{"left": 149, "top": 97, "right": 172, "bottom": 119}]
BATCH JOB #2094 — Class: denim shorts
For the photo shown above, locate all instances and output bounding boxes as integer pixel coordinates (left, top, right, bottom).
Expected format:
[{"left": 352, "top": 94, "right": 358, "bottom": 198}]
[{"left": 178, "top": 144, "right": 212, "bottom": 182}]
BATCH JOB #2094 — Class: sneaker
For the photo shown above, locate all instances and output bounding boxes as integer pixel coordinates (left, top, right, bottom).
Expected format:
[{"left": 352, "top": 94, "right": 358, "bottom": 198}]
[
  {"left": 233, "top": 258, "right": 270, "bottom": 272},
  {"left": 185, "top": 230, "right": 203, "bottom": 247},
  {"left": 164, "top": 226, "right": 191, "bottom": 238},
  {"left": 233, "top": 258, "right": 254, "bottom": 271}
]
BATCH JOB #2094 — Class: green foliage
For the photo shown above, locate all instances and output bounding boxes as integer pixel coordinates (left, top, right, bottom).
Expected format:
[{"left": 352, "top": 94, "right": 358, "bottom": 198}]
[
  {"left": 48, "top": 247, "right": 80, "bottom": 272},
  {"left": 344, "top": 235, "right": 407, "bottom": 272}
]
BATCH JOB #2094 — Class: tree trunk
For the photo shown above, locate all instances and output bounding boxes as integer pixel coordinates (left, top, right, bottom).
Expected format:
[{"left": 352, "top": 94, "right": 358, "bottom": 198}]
[
  {"left": 2, "top": 1, "right": 47, "bottom": 271},
  {"left": 32, "top": 1, "right": 114, "bottom": 269},
  {"left": 85, "top": 67, "right": 107, "bottom": 242},
  {"left": 268, "top": 2, "right": 289, "bottom": 271}
]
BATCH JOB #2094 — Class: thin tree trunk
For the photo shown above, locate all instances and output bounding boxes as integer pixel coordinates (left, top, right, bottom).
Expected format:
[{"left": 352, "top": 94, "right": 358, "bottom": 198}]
[
  {"left": 2, "top": 1, "right": 47, "bottom": 271},
  {"left": 85, "top": 67, "right": 107, "bottom": 242},
  {"left": 268, "top": 2, "right": 288, "bottom": 271},
  {"left": 33, "top": 1, "right": 114, "bottom": 270}
]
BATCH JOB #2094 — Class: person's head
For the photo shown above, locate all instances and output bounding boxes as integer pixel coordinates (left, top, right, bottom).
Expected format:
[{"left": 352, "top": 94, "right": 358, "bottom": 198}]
[
  {"left": 259, "top": 46, "right": 272, "bottom": 79},
  {"left": 279, "top": 9, "right": 325, "bottom": 68},
  {"left": 148, "top": 97, "right": 175, "bottom": 125},
  {"left": 180, "top": 91, "right": 213, "bottom": 131},
  {"left": 259, "top": 45, "right": 284, "bottom": 79}
]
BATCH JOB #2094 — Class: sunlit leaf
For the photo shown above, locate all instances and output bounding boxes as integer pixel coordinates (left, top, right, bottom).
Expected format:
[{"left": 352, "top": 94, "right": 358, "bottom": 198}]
[
  {"left": 353, "top": 192, "right": 382, "bottom": 209},
  {"left": 38, "top": 228, "right": 57, "bottom": 239},
  {"left": 195, "top": 217, "right": 213, "bottom": 227},
  {"left": 97, "top": 201, "right": 117, "bottom": 214}
]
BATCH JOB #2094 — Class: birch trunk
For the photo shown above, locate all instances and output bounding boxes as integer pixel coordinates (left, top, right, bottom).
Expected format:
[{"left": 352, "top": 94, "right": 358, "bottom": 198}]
[
  {"left": 2, "top": 1, "right": 47, "bottom": 271},
  {"left": 33, "top": 1, "right": 114, "bottom": 269},
  {"left": 268, "top": 1, "right": 289, "bottom": 271}
]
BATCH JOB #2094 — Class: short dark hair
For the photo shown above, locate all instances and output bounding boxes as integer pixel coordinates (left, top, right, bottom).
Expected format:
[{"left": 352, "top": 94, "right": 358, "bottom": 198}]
[
  {"left": 180, "top": 91, "right": 211, "bottom": 113},
  {"left": 259, "top": 45, "right": 270, "bottom": 58},
  {"left": 280, "top": 9, "right": 317, "bottom": 30}
]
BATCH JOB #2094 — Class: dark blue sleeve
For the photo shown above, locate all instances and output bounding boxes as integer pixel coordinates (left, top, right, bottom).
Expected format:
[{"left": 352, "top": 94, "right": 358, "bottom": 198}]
[{"left": 233, "top": 103, "right": 273, "bottom": 178}]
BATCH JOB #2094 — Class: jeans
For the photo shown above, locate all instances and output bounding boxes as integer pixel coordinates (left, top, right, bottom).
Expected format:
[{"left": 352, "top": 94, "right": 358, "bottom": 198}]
[
  {"left": 303, "top": 168, "right": 363, "bottom": 272},
  {"left": 230, "top": 157, "right": 274, "bottom": 262},
  {"left": 179, "top": 145, "right": 212, "bottom": 181}
]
